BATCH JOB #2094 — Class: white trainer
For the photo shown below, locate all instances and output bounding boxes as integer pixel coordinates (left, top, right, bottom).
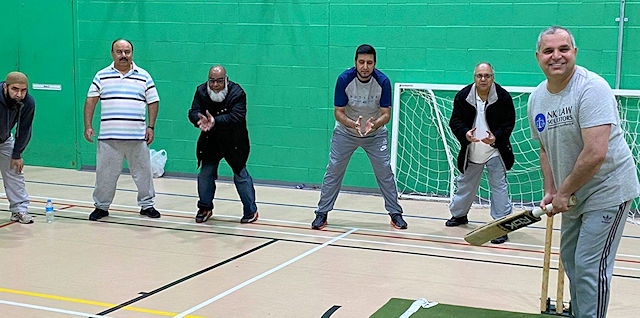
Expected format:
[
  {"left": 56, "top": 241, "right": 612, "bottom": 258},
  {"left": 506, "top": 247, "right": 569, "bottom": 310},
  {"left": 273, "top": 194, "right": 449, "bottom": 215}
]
[{"left": 12, "top": 212, "right": 34, "bottom": 224}]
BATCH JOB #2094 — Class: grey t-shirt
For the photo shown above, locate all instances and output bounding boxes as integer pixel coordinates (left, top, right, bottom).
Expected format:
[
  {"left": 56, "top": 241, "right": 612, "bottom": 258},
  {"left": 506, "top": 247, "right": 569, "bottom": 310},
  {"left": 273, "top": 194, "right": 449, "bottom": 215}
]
[
  {"left": 334, "top": 67, "right": 391, "bottom": 137},
  {"left": 528, "top": 66, "right": 640, "bottom": 210}
]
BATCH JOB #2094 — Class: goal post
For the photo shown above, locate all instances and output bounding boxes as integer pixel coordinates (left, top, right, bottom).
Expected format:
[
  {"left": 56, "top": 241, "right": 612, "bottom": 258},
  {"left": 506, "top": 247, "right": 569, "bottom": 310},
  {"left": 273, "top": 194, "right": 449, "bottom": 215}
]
[{"left": 391, "top": 83, "right": 640, "bottom": 213}]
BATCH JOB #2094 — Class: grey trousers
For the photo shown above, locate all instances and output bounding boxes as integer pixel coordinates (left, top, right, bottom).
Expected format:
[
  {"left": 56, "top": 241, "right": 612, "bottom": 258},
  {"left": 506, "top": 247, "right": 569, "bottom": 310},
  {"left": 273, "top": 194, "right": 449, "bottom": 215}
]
[
  {"left": 561, "top": 201, "right": 630, "bottom": 318},
  {"left": 0, "top": 136, "right": 29, "bottom": 214},
  {"left": 449, "top": 156, "right": 512, "bottom": 220},
  {"left": 316, "top": 128, "right": 403, "bottom": 215},
  {"left": 93, "top": 140, "right": 155, "bottom": 210}
]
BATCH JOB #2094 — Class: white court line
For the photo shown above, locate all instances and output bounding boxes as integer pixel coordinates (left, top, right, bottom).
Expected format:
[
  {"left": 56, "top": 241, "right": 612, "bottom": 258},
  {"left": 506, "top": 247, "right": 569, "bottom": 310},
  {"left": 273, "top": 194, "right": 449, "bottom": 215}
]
[
  {"left": 173, "top": 228, "right": 358, "bottom": 318},
  {"left": 1, "top": 195, "right": 528, "bottom": 242},
  {"left": 32, "top": 206, "right": 528, "bottom": 258},
  {"left": 331, "top": 235, "right": 640, "bottom": 273},
  {"left": 9, "top": 195, "right": 640, "bottom": 266},
  {"left": 10, "top": 200, "right": 640, "bottom": 265},
  {"left": 0, "top": 299, "right": 115, "bottom": 317},
  {"left": 24, "top": 195, "right": 195, "bottom": 216}
]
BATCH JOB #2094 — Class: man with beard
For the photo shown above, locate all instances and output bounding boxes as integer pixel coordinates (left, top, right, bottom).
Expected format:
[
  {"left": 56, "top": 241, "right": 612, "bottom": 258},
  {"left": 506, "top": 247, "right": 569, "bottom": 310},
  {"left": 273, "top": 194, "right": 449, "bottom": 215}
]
[
  {"left": 445, "top": 62, "right": 515, "bottom": 244},
  {"left": 311, "top": 44, "right": 408, "bottom": 230},
  {"left": 0, "top": 72, "right": 35, "bottom": 224},
  {"left": 187, "top": 65, "right": 258, "bottom": 224},
  {"left": 83, "top": 38, "right": 161, "bottom": 221}
]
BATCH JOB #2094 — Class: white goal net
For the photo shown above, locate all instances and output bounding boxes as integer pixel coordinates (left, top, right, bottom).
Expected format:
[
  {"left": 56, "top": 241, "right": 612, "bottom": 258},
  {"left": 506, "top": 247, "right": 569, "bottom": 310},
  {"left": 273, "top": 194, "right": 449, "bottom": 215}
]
[{"left": 391, "top": 83, "right": 640, "bottom": 216}]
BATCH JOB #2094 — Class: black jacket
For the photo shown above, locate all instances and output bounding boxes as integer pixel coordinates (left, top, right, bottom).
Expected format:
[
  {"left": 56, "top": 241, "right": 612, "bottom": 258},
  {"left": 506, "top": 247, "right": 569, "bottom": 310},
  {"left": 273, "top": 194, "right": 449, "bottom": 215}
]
[
  {"left": 188, "top": 81, "right": 250, "bottom": 172},
  {"left": 449, "top": 83, "right": 515, "bottom": 173},
  {"left": 0, "top": 82, "right": 35, "bottom": 159}
]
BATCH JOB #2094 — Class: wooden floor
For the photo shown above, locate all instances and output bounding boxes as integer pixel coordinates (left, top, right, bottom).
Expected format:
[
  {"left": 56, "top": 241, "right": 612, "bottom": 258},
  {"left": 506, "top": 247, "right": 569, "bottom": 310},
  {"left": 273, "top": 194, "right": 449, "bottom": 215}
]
[{"left": 1, "top": 166, "right": 639, "bottom": 318}]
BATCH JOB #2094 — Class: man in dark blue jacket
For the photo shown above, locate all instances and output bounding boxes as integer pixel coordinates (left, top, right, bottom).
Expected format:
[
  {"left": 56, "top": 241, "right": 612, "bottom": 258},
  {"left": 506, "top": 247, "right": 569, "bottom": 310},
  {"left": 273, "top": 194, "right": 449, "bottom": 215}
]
[
  {"left": 0, "top": 72, "right": 35, "bottom": 224},
  {"left": 446, "top": 63, "right": 515, "bottom": 244},
  {"left": 188, "top": 65, "right": 258, "bottom": 224}
]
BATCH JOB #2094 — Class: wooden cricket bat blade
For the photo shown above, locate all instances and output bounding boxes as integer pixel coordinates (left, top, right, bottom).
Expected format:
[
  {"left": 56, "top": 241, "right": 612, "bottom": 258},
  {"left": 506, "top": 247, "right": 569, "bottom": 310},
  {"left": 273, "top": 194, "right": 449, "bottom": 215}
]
[
  {"left": 464, "top": 207, "right": 547, "bottom": 246},
  {"left": 464, "top": 196, "right": 576, "bottom": 246}
]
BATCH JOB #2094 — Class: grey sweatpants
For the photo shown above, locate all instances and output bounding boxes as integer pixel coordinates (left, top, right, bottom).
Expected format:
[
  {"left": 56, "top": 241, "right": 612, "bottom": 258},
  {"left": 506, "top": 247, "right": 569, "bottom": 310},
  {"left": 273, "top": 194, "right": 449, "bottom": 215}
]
[
  {"left": 316, "top": 127, "right": 403, "bottom": 215},
  {"left": 0, "top": 136, "right": 29, "bottom": 214},
  {"left": 449, "top": 156, "right": 512, "bottom": 220},
  {"left": 93, "top": 140, "right": 155, "bottom": 210},
  {"left": 561, "top": 201, "right": 630, "bottom": 318}
]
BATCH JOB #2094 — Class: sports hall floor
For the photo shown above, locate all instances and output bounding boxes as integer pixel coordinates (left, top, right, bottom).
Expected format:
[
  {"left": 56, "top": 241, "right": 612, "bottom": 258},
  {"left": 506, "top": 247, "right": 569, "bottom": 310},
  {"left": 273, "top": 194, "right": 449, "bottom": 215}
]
[{"left": 1, "top": 166, "right": 639, "bottom": 317}]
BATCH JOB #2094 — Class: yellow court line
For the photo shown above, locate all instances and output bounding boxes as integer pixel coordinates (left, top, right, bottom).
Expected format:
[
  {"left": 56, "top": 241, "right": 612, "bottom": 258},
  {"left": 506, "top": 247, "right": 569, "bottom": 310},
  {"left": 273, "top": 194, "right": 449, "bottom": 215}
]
[{"left": 0, "top": 287, "right": 206, "bottom": 318}]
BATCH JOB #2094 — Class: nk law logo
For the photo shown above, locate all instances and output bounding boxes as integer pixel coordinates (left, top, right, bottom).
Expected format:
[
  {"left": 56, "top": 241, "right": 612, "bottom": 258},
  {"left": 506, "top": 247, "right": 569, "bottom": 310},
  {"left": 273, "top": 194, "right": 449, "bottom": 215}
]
[
  {"left": 602, "top": 214, "right": 613, "bottom": 224},
  {"left": 535, "top": 113, "right": 546, "bottom": 132}
]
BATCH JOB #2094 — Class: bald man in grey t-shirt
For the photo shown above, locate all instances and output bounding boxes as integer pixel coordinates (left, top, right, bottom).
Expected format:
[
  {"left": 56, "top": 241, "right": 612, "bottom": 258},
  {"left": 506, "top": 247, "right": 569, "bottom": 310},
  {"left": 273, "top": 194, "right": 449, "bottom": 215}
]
[{"left": 529, "top": 26, "right": 639, "bottom": 318}]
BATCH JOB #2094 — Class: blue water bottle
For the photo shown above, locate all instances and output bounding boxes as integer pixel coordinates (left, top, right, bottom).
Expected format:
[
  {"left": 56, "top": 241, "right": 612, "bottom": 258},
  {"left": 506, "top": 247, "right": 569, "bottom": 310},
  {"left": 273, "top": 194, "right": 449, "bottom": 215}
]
[{"left": 45, "top": 199, "right": 54, "bottom": 223}]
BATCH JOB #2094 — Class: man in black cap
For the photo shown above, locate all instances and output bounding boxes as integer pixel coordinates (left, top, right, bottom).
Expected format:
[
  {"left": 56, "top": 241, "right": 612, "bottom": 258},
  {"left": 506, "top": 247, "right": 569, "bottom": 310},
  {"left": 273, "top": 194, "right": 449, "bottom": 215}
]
[{"left": 1, "top": 71, "right": 36, "bottom": 224}]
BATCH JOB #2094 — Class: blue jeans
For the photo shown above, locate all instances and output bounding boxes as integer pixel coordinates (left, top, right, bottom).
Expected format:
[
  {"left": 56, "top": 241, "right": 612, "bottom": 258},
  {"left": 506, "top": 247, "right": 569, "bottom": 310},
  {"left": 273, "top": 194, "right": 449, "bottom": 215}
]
[{"left": 197, "top": 161, "right": 257, "bottom": 216}]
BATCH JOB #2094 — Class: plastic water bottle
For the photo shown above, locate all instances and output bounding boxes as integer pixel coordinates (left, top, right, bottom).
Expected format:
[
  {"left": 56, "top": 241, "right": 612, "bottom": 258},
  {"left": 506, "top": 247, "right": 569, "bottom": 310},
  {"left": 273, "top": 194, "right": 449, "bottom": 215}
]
[{"left": 45, "top": 199, "right": 54, "bottom": 223}]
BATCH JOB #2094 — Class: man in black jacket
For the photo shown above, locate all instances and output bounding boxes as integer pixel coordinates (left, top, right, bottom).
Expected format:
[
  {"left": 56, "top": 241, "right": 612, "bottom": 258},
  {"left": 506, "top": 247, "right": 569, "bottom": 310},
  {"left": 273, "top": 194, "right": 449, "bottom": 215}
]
[
  {"left": 446, "top": 62, "right": 515, "bottom": 244},
  {"left": 188, "top": 65, "right": 258, "bottom": 224},
  {"left": 1, "top": 72, "right": 35, "bottom": 224}
]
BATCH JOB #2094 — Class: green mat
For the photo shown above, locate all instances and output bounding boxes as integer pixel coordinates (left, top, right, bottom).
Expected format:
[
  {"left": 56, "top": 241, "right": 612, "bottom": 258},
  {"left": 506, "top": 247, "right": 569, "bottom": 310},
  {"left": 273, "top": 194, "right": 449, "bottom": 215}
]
[{"left": 371, "top": 298, "right": 560, "bottom": 317}]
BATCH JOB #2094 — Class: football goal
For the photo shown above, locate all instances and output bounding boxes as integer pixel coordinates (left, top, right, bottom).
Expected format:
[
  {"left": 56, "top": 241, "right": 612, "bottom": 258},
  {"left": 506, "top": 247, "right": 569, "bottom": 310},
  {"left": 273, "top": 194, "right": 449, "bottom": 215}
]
[{"left": 390, "top": 83, "right": 640, "bottom": 213}]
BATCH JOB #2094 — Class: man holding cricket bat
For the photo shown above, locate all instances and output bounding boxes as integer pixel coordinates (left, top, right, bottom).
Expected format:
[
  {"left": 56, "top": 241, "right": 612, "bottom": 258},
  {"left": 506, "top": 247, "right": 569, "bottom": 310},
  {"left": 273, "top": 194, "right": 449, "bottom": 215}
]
[
  {"left": 446, "top": 62, "right": 516, "bottom": 244},
  {"left": 528, "top": 26, "right": 640, "bottom": 318}
]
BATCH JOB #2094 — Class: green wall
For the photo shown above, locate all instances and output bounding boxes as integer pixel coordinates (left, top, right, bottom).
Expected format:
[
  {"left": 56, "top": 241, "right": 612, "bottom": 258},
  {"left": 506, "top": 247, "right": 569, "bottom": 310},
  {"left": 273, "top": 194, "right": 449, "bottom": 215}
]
[
  {"left": 3, "top": 1, "right": 76, "bottom": 168},
  {"left": 3, "top": 0, "right": 640, "bottom": 191},
  {"left": 0, "top": 1, "right": 18, "bottom": 74}
]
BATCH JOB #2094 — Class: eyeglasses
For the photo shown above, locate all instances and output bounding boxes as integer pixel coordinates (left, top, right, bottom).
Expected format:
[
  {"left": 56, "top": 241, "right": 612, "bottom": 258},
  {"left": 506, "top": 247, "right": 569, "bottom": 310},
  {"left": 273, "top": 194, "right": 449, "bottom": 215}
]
[
  {"left": 208, "top": 77, "right": 226, "bottom": 84},
  {"left": 474, "top": 73, "right": 494, "bottom": 80}
]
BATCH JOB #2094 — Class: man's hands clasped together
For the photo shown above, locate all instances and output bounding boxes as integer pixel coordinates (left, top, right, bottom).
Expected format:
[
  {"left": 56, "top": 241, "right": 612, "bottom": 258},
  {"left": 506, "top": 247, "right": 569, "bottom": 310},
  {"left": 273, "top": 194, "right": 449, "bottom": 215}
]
[
  {"left": 354, "top": 115, "right": 376, "bottom": 137},
  {"left": 197, "top": 110, "right": 215, "bottom": 132},
  {"left": 466, "top": 127, "right": 496, "bottom": 145}
]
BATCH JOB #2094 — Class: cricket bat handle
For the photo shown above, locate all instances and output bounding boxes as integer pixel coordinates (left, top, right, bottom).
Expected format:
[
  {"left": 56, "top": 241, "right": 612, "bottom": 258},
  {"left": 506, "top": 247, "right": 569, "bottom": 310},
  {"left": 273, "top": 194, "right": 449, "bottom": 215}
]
[
  {"left": 532, "top": 204, "right": 554, "bottom": 218},
  {"left": 531, "top": 195, "right": 578, "bottom": 218}
]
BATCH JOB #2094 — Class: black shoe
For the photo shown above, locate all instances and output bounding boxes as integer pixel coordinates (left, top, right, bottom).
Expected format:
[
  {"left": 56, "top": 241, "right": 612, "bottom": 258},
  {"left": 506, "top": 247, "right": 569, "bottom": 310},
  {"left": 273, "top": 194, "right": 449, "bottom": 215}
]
[
  {"left": 491, "top": 234, "right": 509, "bottom": 244},
  {"left": 195, "top": 209, "right": 213, "bottom": 223},
  {"left": 89, "top": 208, "right": 109, "bottom": 221},
  {"left": 445, "top": 215, "right": 469, "bottom": 227},
  {"left": 140, "top": 207, "right": 161, "bottom": 218},
  {"left": 240, "top": 211, "right": 259, "bottom": 224},
  {"left": 390, "top": 213, "right": 408, "bottom": 229},
  {"left": 311, "top": 213, "right": 327, "bottom": 230}
]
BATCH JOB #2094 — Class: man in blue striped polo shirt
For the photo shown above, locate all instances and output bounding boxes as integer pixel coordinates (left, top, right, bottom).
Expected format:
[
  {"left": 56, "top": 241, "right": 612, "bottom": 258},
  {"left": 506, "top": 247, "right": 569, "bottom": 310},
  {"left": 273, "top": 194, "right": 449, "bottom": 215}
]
[{"left": 83, "top": 39, "right": 161, "bottom": 221}]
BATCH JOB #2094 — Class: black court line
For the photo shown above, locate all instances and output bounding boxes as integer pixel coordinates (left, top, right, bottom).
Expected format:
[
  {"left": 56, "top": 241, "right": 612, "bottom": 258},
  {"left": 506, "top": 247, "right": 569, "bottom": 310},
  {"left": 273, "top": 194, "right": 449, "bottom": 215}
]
[
  {"left": 14, "top": 208, "right": 640, "bottom": 268},
  {"left": 321, "top": 305, "right": 341, "bottom": 317},
  {"left": 50, "top": 214, "right": 640, "bottom": 281},
  {"left": 17, "top": 178, "right": 640, "bottom": 240},
  {"left": 95, "top": 239, "right": 278, "bottom": 316},
  {"left": 18, "top": 178, "right": 640, "bottom": 242}
]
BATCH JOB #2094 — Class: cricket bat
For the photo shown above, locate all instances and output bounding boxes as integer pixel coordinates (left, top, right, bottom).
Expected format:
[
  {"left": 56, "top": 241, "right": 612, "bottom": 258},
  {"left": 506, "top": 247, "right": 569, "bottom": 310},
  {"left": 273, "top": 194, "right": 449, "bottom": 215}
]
[{"left": 464, "top": 196, "right": 577, "bottom": 246}]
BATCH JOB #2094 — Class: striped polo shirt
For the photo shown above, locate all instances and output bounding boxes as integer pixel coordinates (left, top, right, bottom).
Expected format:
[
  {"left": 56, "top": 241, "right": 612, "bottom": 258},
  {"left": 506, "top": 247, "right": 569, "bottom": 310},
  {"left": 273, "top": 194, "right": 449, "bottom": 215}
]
[{"left": 87, "top": 62, "right": 160, "bottom": 140}]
